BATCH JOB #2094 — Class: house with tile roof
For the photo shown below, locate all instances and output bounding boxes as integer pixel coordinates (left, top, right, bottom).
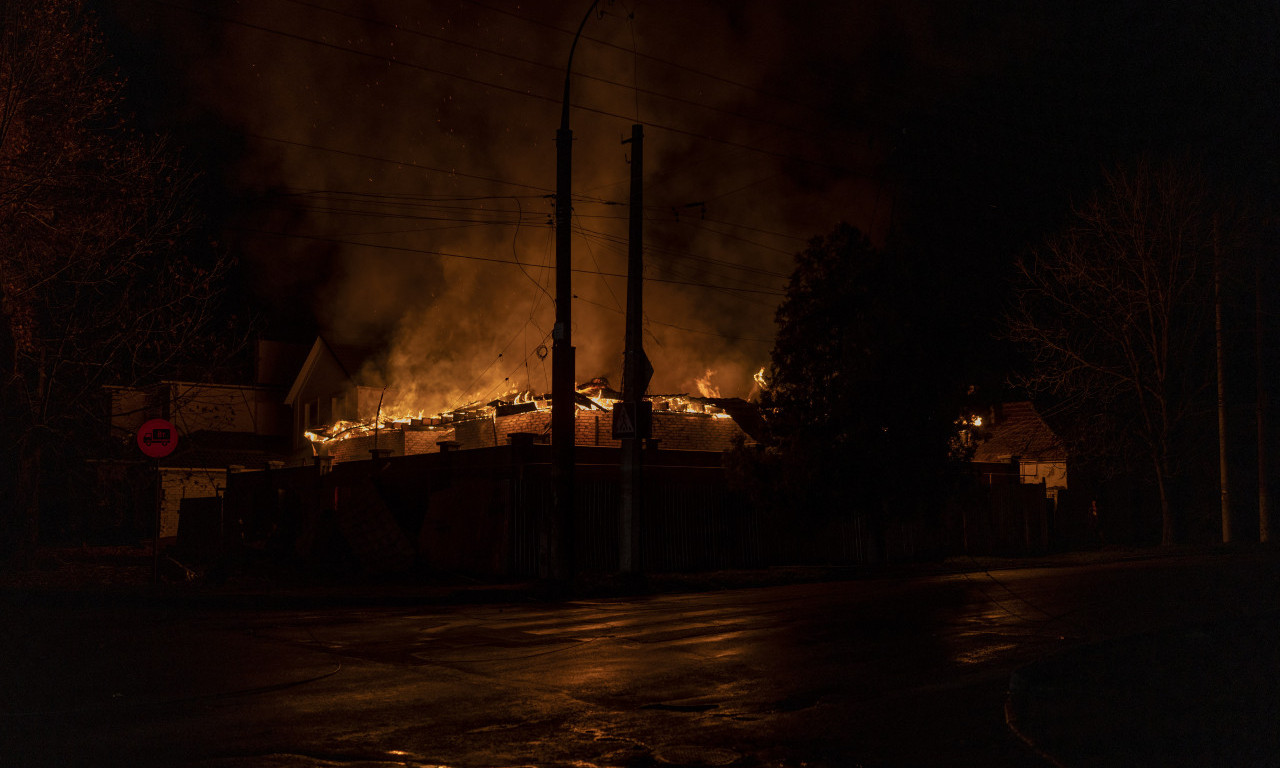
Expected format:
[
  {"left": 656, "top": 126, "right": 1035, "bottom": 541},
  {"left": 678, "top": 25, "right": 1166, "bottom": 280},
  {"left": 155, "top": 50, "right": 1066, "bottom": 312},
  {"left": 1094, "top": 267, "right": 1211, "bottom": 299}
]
[{"left": 972, "top": 401, "right": 1068, "bottom": 496}]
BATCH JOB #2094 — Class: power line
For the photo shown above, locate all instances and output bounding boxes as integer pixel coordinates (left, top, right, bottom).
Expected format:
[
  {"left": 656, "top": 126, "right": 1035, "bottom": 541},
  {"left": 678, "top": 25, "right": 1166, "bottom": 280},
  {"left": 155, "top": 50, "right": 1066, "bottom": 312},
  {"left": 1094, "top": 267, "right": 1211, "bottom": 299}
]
[
  {"left": 574, "top": 213, "right": 623, "bottom": 312},
  {"left": 315, "top": 221, "right": 517, "bottom": 238},
  {"left": 573, "top": 227, "right": 784, "bottom": 309},
  {"left": 661, "top": 217, "right": 796, "bottom": 256},
  {"left": 277, "top": 189, "right": 552, "bottom": 203},
  {"left": 264, "top": 202, "right": 534, "bottom": 225},
  {"left": 646, "top": 319, "right": 774, "bottom": 346},
  {"left": 276, "top": 184, "right": 811, "bottom": 247},
  {"left": 235, "top": 226, "right": 787, "bottom": 296},
  {"left": 267, "top": 184, "right": 615, "bottom": 207},
  {"left": 269, "top": 0, "right": 822, "bottom": 143},
  {"left": 696, "top": 213, "right": 810, "bottom": 243},
  {"left": 573, "top": 293, "right": 774, "bottom": 345},
  {"left": 245, "top": 133, "right": 553, "bottom": 194},
  {"left": 278, "top": 195, "right": 541, "bottom": 218},
  {"left": 260, "top": 195, "right": 796, "bottom": 283},
  {"left": 459, "top": 0, "right": 825, "bottom": 116},
  {"left": 450, "top": 325, "right": 551, "bottom": 412},
  {"left": 149, "top": 1, "right": 874, "bottom": 179},
  {"left": 507, "top": 196, "right": 554, "bottom": 304},
  {"left": 254, "top": 207, "right": 794, "bottom": 293},
  {"left": 573, "top": 231, "right": 786, "bottom": 299},
  {"left": 573, "top": 223, "right": 790, "bottom": 284}
]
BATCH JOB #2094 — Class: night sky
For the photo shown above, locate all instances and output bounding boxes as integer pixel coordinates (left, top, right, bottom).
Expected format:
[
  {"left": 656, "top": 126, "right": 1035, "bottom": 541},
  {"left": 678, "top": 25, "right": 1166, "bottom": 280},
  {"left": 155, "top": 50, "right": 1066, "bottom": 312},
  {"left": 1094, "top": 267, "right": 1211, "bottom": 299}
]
[{"left": 93, "top": 0, "right": 1280, "bottom": 414}]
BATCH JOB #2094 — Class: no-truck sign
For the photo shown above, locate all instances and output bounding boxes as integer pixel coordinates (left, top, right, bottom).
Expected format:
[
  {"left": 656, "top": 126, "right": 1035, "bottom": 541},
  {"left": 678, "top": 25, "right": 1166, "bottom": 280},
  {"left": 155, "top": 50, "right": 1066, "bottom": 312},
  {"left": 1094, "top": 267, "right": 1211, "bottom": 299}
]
[{"left": 136, "top": 418, "right": 178, "bottom": 459}]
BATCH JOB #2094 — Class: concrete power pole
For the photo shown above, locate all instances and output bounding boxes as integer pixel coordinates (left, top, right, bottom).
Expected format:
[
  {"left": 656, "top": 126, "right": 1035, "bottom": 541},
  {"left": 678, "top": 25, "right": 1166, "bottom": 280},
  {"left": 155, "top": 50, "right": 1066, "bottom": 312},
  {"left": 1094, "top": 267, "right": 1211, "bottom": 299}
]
[
  {"left": 550, "top": 122, "right": 575, "bottom": 580},
  {"left": 619, "top": 124, "right": 650, "bottom": 574},
  {"left": 549, "top": 0, "right": 599, "bottom": 580}
]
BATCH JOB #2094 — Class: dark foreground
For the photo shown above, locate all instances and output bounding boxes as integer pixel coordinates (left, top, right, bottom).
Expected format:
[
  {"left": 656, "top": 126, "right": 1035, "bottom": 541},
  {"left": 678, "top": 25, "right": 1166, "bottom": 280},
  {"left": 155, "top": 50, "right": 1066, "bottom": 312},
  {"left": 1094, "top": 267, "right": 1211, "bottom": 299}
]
[
  {"left": 2, "top": 548, "right": 1277, "bottom": 767},
  {"left": 1008, "top": 606, "right": 1280, "bottom": 767}
]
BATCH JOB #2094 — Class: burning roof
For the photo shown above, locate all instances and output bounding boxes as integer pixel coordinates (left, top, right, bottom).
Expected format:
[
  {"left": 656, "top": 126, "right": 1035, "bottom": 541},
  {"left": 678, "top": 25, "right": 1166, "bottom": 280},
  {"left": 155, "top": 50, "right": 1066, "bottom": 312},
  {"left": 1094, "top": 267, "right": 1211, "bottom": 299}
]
[{"left": 303, "top": 374, "right": 759, "bottom": 455}]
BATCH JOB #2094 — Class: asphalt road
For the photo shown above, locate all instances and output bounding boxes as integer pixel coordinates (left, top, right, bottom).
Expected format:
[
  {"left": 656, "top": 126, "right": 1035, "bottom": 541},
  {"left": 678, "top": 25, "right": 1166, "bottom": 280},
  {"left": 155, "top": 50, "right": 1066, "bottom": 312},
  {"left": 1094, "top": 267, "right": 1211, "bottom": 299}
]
[{"left": 3, "top": 549, "right": 1277, "bottom": 767}]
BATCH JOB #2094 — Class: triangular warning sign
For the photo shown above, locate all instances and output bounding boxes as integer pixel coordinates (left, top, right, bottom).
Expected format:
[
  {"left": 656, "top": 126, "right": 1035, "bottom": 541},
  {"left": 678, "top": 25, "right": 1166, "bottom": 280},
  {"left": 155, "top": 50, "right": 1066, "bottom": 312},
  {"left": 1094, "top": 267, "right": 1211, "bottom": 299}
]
[{"left": 612, "top": 403, "right": 635, "bottom": 438}]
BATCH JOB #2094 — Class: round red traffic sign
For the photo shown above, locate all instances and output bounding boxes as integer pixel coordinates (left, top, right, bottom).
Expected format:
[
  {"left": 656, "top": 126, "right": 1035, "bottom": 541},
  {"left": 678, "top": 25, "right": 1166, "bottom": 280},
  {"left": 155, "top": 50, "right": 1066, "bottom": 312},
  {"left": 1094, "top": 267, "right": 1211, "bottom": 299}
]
[{"left": 137, "top": 418, "right": 178, "bottom": 458}]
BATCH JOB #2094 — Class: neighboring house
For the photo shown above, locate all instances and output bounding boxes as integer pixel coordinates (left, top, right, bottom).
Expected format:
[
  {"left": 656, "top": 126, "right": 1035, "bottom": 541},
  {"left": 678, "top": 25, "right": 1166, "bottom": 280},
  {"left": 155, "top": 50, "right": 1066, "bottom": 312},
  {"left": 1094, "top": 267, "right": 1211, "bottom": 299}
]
[
  {"left": 283, "top": 337, "right": 394, "bottom": 453},
  {"left": 972, "top": 401, "right": 1068, "bottom": 498},
  {"left": 101, "top": 340, "right": 302, "bottom": 538}
]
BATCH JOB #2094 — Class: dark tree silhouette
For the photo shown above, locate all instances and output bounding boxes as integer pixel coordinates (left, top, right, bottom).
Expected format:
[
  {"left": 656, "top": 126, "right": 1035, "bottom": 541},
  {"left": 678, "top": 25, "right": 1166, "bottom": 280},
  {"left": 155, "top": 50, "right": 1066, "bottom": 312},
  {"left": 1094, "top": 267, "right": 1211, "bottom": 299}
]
[
  {"left": 0, "top": 0, "right": 240, "bottom": 566},
  {"left": 759, "top": 223, "right": 954, "bottom": 524},
  {"left": 1007, "top": 160, "right": 1235, "bottom": 545}
]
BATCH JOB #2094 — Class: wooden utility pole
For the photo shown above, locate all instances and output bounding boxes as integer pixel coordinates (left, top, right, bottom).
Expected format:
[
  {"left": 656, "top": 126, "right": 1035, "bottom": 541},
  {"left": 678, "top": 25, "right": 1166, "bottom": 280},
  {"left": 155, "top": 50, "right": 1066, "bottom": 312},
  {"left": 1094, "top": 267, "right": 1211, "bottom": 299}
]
[
  {"left": 1215, "top": 227, "right": 1232, "bottom": 543},
  {"left": 619, "top": 124, "right": 649, "bottom": 573},
  {"left": 1258, "top": 257, "right": 1271, "bottom": 543}
]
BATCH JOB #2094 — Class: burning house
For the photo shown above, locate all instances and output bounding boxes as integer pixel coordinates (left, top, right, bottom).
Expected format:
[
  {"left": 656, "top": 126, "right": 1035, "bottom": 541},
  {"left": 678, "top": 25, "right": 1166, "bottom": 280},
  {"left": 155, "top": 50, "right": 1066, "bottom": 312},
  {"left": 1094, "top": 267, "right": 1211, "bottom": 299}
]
[
  {"left": 202, "top": 336, "right": 786, "bottom": 578},
  {"left": 283, "top": 336, "right": 394, "bottom": 454},
  {"left": 286, "top": 337, "right": 763, "bottom": 465}
]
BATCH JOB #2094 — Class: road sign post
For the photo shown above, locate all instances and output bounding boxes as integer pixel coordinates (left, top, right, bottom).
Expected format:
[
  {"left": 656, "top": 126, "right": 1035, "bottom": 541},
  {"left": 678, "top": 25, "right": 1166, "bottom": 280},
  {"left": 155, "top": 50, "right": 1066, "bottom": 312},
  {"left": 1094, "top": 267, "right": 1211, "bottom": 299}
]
[
  {"left": 136, "top": 419, "right": 177, "bottom": 583},
  {"left": 137, "top": 418, "right": 178, "bottom": 459},
  {"left": 612, "top": 401, "right": 652, "bottom": 440}
]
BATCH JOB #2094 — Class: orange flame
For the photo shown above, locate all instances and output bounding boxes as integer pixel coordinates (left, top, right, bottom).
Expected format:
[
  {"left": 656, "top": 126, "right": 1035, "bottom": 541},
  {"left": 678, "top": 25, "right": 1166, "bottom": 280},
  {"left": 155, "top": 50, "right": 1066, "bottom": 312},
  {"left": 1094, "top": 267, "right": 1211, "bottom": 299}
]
[{"left": 694, "top": 368, "right": 721, "bottom": 398}]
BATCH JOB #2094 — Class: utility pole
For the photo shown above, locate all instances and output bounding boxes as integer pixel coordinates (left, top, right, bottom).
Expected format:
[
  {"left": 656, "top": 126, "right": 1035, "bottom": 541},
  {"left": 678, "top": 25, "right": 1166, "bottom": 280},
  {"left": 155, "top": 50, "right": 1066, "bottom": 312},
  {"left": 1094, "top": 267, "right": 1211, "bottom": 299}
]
[
  {"left": 1215, "top": 223, "right": 1232, "bottom": 543},
  {"left": 548, "top": 0, "right": 599, "bottom": 580},
  {"left": 1258, "top": 256, "right": 1271, "bottom": 543},
  {"left": 619, "top": 124, "right": 650, "bottom": 574},
  {"left": 549, "top": 117, "right": 574, "bottom": 580}
]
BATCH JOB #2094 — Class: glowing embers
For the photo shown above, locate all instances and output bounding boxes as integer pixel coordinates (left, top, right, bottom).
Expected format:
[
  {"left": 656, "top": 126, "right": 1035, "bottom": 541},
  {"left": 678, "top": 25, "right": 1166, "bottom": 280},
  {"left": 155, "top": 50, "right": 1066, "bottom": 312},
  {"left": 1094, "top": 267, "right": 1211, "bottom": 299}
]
[
  {"left": 304, "top": 412, "right": 436, "bottom": 446},
  {"left": 577, "top": 376, "right": 734, "bottom": 418},
  {"left": 304, "top": 391, "right": 550, "bottom": 447},
  {"left": 304, "top": 380, "right": 739, "bottom": 449},
  {"left": 576, "top": 377, "right": 620, "bottom": 411}
]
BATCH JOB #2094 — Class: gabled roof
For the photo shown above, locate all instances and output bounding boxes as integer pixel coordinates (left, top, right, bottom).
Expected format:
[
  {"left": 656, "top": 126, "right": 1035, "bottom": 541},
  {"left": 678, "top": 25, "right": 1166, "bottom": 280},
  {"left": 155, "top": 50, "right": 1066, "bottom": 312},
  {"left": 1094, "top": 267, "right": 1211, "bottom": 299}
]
[
  {"left": 326, "top": 341, "right": 380, "bottom": 383},
  {"left": 284, "top": 337, "right": 383, "bottom": 406},
  {"left": 972, "top": 401, "right": 1066, "bottom": 463}
]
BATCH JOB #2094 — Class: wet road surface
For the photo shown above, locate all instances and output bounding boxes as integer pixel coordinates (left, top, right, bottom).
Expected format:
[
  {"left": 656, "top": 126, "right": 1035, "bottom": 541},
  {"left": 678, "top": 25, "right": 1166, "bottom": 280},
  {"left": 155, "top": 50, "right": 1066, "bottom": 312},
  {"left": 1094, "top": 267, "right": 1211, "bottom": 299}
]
[{"left": 3, "top": 549, "right": 1277, "bottom": 767}]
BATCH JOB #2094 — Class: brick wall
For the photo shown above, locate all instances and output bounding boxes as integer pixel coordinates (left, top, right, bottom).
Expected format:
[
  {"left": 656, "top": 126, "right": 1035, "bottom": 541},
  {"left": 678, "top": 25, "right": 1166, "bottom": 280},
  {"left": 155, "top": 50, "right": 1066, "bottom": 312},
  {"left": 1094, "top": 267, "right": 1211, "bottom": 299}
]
[
  {"left": 454, "top": 418, "right": 497, "bottom": 449},
  {"left": 327, "top": 431, "right": 405, "bottom": 463},
  {"left": 575, "top": 410, "right": 609, "bottom": 446},
  {"left": 652, "top": 412, "right": 749, "bottom": 451},
  {"left": 159, "top": 467, "right": 226, "bottom": 538},
  {"left": 497, "top": 410, "right": 552, "bottom": 443},
  {"left": 454, "top": 411, "right": 552, "bottom": 449},
  {"left": 405, "top": 428, "right": 457, "bottom": 454}
]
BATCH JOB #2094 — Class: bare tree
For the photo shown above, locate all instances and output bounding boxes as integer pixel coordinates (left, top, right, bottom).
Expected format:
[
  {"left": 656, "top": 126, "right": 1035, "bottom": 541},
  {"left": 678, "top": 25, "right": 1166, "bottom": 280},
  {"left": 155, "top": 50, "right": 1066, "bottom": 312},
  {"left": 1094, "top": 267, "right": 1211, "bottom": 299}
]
[
  {"left": 1008, "top": 160, "right": 1224, "bottom": 546},
  {"left": 1, "top": 0, "right": 240, "bottom": 565}
]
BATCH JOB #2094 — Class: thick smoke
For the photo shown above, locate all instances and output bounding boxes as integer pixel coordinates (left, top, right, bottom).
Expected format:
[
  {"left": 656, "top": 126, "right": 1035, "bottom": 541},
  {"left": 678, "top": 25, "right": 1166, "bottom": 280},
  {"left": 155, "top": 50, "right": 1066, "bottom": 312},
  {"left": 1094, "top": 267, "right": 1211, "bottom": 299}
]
[{"left": 112, "top": 0, "right": 979, "bottom": 415}]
